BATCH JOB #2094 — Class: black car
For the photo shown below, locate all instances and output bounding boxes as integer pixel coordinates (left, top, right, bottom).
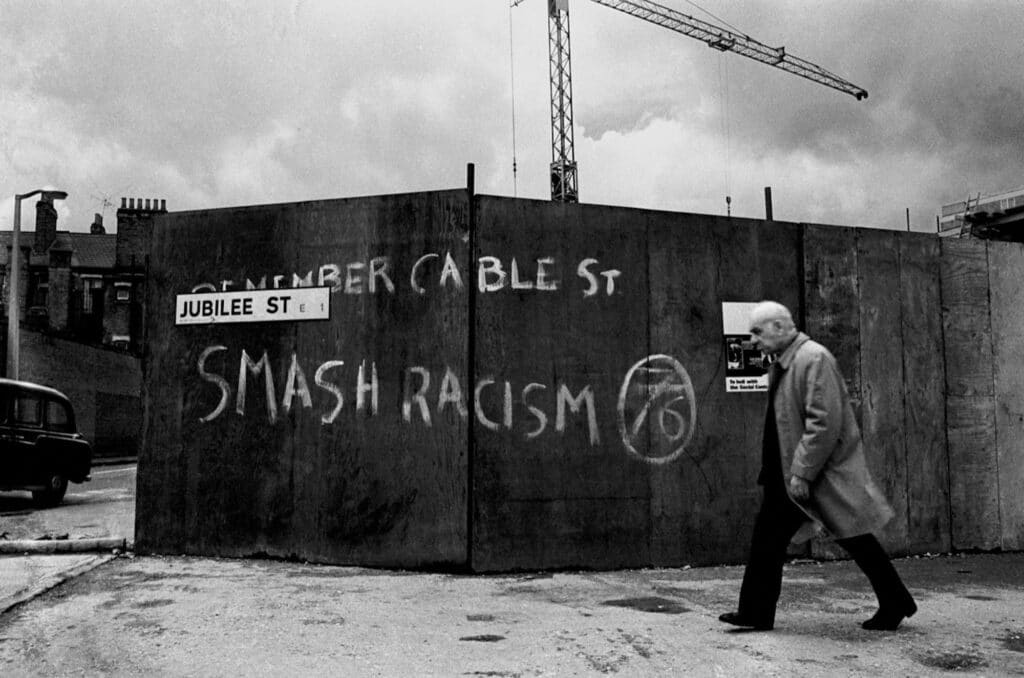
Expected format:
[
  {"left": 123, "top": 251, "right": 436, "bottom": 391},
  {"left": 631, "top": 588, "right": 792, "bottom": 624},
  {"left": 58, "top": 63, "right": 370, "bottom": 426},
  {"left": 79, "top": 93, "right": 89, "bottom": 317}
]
[{"left": 0, "top": 378, "right": 92, "bottom": 507}]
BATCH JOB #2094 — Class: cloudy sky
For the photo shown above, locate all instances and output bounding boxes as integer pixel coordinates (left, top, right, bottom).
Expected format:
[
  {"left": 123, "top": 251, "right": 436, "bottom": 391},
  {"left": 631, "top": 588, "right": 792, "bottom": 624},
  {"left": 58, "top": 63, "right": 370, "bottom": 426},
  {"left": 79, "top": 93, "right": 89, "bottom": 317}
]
[{"left": 2, "top": 0, "right": 1023, "bottom": 234}]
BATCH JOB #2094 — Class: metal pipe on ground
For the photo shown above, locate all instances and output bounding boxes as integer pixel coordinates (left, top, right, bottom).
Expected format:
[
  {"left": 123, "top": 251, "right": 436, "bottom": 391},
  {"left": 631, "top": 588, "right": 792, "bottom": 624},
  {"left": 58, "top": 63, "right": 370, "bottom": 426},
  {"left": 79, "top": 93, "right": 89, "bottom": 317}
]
[{"left": 0, "top": 538, "right": 129, "bottom": 555}]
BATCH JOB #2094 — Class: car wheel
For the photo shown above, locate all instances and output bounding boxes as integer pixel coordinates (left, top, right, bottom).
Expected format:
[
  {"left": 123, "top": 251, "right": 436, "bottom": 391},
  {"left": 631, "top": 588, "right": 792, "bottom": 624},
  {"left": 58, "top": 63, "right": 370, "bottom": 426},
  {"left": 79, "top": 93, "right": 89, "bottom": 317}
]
[{"left": 32, "top": 473, "right": 69, "bottom": 508}]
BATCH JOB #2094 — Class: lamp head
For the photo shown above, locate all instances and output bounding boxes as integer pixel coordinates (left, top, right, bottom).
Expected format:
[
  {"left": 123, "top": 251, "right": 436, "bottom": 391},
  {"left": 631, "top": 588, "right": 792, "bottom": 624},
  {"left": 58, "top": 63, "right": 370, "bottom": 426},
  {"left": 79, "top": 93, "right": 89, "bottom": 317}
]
[{"left": 40, "top": 190, "right": 68, "bottom": 201}]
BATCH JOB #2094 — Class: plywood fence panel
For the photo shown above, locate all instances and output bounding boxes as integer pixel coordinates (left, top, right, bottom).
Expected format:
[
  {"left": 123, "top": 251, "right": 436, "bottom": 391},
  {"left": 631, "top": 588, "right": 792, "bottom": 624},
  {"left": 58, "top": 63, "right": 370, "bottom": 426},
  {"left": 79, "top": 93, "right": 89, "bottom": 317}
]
[
  {"left": 758, "top": 222, "right": 804, "bottom": 310},
  {"left": 944, "top": 395, "right": 999, "bottom": 550},
  {"left": 470, "top": 197, "right": 652, "bottom": 571},
  {"left": 940, "top": 238, "right": 999, "bottom": 550},
  {"left": 137, "top": 244, "right": 189, "bottom": 550},
  {"left": 803, "top": 224, "right": 860, "bottom": 559},
  {"left": 898, "top": 234, "right": 950, "bottom": 554},
  {"left": 941, "top": 239, "right": 996, "bottom": 398},
  {"left": 857, "top": 230, "right": 909, "bottom": 554},
  {"left": 802, "top": 225, "right": 862, "bottom": 405},
  {"left": 987, "top": 240, "right": 1024, "bottom": 550},
  {"left": 646, "top": 211, "right": 723, "bottom": 566},
  {"left": 138, "top": 192, "right": 469, "bottom": 568},
  {"left": 287, "top": 193, "right": 470, "bottom": 567},
  {"left": 140, "top": 204, "right": 293, "bottom": 557},
  {"left": 646, "top": 215, "right": 798, "bottom": 566}
]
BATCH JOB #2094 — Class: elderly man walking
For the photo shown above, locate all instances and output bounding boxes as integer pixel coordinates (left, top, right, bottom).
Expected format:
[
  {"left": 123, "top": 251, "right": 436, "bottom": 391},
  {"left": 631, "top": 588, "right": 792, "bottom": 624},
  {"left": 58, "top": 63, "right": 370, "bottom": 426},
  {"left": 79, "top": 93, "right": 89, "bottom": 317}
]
[{"left": 719, "top": 301, "right": 916, "bottom": 632}]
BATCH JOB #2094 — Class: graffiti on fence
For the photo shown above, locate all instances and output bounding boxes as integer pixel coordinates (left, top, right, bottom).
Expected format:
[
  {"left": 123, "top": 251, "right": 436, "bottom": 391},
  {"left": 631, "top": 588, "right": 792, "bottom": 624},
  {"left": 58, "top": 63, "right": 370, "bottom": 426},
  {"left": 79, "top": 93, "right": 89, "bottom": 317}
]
[
  {"left": 188, "top": 253, "right": 621, "bottom": 298},
  {"left": 195, "top": 348, "right": 696, "bottom": 462}
]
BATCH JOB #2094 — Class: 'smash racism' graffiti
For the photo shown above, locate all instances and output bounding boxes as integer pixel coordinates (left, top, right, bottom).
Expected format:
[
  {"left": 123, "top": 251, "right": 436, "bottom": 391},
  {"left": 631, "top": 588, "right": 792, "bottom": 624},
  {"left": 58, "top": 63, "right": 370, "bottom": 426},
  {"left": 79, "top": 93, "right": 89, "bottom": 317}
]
[
  {"left": 196, "top": 348, "right": 602, "bottom": 445},
  {"left": 185, "top": 255, "right": 697, "bottom": 462},
  {"left": 195, "top": 349, "right": 696, "bottom": 463},
  {"left": 189, "top": 253, "right": 622, "bottom": 298}
]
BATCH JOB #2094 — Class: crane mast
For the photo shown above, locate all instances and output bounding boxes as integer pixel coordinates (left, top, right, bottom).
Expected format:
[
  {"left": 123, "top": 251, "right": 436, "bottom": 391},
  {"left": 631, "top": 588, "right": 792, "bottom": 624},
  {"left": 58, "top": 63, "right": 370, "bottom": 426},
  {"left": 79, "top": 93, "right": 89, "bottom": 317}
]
[
  {"left": 548, "top": 0, "right": 578, "bottom": 203},
  {"left": 530, "top": 0, "right": 869, "bottom": 203}
]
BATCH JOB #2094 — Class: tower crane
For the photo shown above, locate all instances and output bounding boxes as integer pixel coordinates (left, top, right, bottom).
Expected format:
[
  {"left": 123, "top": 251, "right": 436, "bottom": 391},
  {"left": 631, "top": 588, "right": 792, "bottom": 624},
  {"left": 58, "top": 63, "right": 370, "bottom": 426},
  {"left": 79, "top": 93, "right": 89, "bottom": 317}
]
[{"left": 514, "top": 0, "right": 868, "bottom": 203}]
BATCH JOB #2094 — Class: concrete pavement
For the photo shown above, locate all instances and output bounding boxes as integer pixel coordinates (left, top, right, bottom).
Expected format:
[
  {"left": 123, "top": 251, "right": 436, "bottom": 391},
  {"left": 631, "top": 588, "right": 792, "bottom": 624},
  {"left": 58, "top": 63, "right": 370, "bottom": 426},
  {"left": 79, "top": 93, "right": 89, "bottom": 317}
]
[
  {"left": 0, "top": 551, "right": 1022, "bottom": 676},
  {"left": 0, "top": 552, "right": 116, "bottom": 615}
]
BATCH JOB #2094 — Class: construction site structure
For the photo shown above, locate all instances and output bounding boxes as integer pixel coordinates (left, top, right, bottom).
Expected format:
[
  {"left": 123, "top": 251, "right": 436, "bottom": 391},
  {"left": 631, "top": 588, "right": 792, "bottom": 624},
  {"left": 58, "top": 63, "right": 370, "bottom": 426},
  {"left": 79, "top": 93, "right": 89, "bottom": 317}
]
[
  {"left": 939, "top": 186, "right": 1024, "bottom": 241},
  {"left": 527, "top": 0, "right": 868, "bottom": 202}
]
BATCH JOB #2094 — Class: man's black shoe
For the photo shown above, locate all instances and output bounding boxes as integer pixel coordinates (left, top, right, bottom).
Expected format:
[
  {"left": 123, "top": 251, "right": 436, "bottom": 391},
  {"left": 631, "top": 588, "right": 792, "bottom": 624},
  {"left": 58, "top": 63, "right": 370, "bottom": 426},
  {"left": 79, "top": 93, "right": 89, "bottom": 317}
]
[
  {"left": 718, "top": 611, "right": 773, "bottom": 631},
  {"left": 861, "top": 600, "right": 917, "bottom": 631}
]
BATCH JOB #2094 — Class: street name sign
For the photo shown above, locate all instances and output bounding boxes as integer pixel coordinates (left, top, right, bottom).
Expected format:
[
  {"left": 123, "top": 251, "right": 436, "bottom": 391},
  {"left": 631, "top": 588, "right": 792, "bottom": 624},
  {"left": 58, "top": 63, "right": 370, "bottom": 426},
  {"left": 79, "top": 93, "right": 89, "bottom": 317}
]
[{"left": 175, "top": 288, "right": 330, "bottom": 325}]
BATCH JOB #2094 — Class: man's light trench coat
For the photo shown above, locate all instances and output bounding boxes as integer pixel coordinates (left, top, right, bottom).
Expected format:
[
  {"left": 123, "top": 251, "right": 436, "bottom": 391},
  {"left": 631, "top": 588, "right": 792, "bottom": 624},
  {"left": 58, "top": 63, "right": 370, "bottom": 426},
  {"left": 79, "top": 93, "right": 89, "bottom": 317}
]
[{"left": 770, "top": 333, "right": 894, "bottom": 541}]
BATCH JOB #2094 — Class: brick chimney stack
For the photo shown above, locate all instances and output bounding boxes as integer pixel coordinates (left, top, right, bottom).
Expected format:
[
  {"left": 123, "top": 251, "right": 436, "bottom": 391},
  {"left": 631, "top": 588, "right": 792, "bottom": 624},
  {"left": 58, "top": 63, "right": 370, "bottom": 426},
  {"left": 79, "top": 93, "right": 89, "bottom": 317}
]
[
  {"left": 116, "top": 196, "right": 168, "bottom": 269},
  {"left": 34, "top": 196, "right": 59, "bottom": 254},
  {"left": 47, "top": 234, "right": 73, "bottom": 331},
  {"left": 90, "top": 213, "right": 106, "bottom": 234}
]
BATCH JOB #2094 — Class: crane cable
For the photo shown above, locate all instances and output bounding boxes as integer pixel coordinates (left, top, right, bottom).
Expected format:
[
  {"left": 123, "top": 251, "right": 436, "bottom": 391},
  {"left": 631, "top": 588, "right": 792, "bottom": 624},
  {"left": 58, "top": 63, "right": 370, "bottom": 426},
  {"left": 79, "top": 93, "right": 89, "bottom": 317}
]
[
  {"left": 684, "top": 0, "right": 739, "bottom": 215},
  {"left": 508, "top": 3, "right": 520, "bottom": 197},
  {"left": 681, "top": 0, "right": 749, "bottom": 38},
  {"left": 717, "top": 51, "right": 732, "bottom": 216}
]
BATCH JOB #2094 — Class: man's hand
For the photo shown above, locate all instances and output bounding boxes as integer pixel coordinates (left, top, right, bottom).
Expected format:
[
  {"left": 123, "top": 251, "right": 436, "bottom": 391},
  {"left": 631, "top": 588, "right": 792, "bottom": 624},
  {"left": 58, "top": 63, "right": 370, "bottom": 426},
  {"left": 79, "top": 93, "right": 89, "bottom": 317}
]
[{"left": 789, "top": 476, "right": 810, "bottom": 501}]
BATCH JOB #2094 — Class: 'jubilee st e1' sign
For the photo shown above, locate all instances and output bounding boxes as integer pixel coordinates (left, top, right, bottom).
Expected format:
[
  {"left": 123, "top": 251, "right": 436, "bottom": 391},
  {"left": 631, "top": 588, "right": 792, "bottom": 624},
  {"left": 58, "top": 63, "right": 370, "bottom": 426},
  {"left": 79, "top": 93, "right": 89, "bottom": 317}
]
[{"left": 175, "top": 288, "right": 330, "bottom": 325}]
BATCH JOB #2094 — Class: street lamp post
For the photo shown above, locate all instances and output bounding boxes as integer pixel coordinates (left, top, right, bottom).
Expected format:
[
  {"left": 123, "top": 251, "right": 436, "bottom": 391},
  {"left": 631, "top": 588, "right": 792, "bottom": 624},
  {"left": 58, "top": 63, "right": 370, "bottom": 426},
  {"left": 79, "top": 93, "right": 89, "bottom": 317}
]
[{"left": 7, "top": 189, "right": 68, "bottom": 381}]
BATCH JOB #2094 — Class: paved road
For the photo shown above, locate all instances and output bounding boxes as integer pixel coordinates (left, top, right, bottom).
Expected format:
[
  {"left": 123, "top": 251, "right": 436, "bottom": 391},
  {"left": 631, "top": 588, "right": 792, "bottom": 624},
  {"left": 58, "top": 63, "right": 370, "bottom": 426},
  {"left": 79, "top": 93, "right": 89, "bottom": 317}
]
[
  {"left": 0, "top": 464, "right": 135, "bottom": 543},
  {"left": 1, "top": 553, "right": 1024, "bottom": 676},
  {"left": 1, "top": 464, "right": 1023, "bottom": 675}
]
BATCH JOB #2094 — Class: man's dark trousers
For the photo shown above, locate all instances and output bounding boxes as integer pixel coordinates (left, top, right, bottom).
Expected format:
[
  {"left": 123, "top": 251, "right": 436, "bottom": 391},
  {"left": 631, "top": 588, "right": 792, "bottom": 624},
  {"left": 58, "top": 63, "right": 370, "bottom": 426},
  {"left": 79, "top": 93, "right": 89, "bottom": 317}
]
[{"left": 737, "top": 471, "right": 914, "bottom": 626}]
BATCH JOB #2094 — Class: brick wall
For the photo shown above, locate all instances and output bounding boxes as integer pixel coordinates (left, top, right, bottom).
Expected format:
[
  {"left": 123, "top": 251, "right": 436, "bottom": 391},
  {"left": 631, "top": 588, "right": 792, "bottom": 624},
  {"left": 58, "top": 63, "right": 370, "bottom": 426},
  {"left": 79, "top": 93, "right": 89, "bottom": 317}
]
[
  {"left": 47, "top": 255, "right": 72, "bottom": 331},
  {"left": 3, "top": 329, "right": 142, "bottom": 459}
]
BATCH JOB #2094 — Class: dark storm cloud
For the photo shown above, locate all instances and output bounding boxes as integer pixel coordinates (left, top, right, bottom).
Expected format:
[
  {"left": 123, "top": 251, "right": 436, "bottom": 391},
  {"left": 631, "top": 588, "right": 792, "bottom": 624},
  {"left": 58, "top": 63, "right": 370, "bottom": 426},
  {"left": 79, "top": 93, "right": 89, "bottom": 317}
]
[
  {"left": 576, "top": 0, "right": 1024, "bottom": 225},
  {"left": 1, "top": 1, "right": 512, "bottom": 217},
  {"left": 732, "top": 0, "right": 1024, "bottom": 160},
  {"left": 574, "top": 0, "right": 1024, "bottom": 169},
  {"left": 3, "top": 0, "right": 1024, "bottom": 232}
]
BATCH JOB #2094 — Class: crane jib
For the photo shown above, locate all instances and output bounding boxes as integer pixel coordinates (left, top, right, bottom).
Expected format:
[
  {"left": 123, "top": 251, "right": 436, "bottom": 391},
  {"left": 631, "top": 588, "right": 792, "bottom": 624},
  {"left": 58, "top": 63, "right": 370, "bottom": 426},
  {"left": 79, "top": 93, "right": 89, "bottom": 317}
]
[
  {"left": 588, "top": 0, "right": 867, "bottom": 100},
  {"left": 529, "top": 0, "right": 868, "bottom": 202}
]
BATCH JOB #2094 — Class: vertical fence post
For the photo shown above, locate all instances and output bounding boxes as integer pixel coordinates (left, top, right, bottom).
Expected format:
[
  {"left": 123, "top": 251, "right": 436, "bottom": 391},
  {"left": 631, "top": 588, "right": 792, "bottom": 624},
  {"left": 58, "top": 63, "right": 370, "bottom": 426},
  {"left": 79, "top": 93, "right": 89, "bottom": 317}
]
[{"left": 466, "top": 163, "right": 477, "bottom": 571}]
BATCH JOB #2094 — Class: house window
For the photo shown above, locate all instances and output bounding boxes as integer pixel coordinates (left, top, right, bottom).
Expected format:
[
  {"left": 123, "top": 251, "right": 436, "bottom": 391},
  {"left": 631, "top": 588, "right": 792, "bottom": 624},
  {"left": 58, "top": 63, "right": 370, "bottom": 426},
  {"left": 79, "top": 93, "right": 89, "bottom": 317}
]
[
  {"left": 81, "top": 278, "right": 104, "bottom": 313},
  {"left": 114, "top": 282, "right": 131, "bottom": 303},
  {"left": 33, "top": 282, "right": 48, "bottom": 308}
]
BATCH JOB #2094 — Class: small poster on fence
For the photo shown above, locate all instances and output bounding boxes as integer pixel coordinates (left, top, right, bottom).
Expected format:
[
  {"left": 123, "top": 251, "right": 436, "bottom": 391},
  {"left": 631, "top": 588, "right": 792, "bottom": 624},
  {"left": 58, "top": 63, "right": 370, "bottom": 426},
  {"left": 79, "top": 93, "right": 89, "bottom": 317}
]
[{"left": 722, "top": 302, "right": 769, "bottom": 393}]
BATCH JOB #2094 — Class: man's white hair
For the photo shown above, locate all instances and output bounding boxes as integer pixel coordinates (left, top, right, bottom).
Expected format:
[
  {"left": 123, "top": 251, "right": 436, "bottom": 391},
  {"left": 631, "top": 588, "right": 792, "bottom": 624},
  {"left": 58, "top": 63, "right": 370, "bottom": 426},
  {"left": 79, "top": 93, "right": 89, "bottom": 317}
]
[{"left": 750, "top": 301, "right": 795, "bottom": 330}]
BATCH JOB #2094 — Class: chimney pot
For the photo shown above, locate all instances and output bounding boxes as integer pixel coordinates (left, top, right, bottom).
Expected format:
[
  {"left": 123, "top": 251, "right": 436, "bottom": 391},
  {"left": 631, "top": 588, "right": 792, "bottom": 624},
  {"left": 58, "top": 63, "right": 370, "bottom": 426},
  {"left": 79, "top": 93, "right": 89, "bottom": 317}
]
[
  {"left": 121, "top": 197, "right": 127, "bottom": 208},
  {"left": 129, "top": 198, "right": 135, "bottom": 209},
  {"left": 161, "top": 199, "right": 166, "bottom": 210}
]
